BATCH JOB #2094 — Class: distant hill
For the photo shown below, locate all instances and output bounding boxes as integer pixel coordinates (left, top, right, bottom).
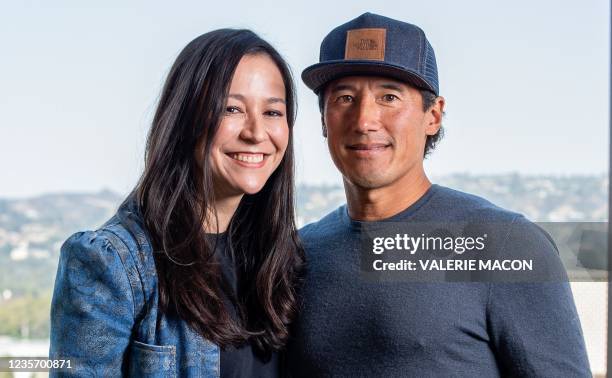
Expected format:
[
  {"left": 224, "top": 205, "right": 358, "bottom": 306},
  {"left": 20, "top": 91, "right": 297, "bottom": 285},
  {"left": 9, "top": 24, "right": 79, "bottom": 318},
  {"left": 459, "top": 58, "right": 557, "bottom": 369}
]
[
  {"left": 0, "top": 173, "right": 607, "bottom": 251},
  {"left": 0, "top": 189, "right": 122, "bottom": 232},
  {"left": 0, "top": 174, "right": 607, "bottom": 338},
  {"left": 0, "top": 175, "right": 607, "bottom": 266}
]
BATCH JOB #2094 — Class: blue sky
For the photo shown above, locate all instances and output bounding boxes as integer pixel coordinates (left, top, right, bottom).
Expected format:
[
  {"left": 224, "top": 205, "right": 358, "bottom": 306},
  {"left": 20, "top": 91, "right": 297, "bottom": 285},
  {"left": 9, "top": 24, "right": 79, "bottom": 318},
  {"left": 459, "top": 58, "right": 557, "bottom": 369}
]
[{"left": 0, "top": 0, "right": 609, "bottom": 197}]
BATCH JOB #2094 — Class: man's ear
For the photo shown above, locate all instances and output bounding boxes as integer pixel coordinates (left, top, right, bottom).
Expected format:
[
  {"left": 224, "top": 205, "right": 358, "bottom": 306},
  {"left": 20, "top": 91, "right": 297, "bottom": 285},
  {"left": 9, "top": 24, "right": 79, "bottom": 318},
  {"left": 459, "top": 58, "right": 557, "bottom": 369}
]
[
  {"left": 321, "top": 115, "right": 328, "bottom": 138},
  {"left": 425, "top": 96, "right": 445, "bottom": 136}
]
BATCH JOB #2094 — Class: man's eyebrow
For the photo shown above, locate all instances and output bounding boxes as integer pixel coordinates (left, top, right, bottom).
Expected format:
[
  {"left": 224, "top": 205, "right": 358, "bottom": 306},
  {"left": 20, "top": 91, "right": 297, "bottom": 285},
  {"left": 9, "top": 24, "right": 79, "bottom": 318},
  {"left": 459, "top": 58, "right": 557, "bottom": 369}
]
[
  {"left": 378, "top": 83, "right": 405, "bottom": 92},
  {"left": 328, "top": 84, "right": 356, "bottom": 92}
]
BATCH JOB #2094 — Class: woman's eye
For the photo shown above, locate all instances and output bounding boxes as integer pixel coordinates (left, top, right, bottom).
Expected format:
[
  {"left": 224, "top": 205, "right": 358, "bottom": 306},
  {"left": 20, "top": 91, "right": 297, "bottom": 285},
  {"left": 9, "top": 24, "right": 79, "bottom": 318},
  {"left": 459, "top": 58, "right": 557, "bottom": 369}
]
[
  {"left": 336, "top": 95, "right": 354, "bottom": 103},
  {"left": 382, "top": 94, "right": 399, "bottom": 102},
  {"left": 225, "top": 106, "right": 241, "bottom": 114}
]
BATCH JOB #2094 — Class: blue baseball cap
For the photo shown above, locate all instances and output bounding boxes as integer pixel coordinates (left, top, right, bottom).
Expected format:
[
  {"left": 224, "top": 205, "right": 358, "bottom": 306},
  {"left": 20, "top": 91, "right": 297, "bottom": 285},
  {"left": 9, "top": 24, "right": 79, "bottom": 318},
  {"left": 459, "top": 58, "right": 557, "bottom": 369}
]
[{"left": 302, "top": 12, "right": 439, "bottom": 95}]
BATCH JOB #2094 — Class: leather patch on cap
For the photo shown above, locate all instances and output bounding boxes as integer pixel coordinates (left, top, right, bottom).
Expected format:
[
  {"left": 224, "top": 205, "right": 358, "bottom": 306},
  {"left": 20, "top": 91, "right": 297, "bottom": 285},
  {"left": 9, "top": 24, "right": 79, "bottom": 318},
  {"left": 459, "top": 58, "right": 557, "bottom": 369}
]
[{"left": 345, "top": 28, "right": 386, "bottom": 61}]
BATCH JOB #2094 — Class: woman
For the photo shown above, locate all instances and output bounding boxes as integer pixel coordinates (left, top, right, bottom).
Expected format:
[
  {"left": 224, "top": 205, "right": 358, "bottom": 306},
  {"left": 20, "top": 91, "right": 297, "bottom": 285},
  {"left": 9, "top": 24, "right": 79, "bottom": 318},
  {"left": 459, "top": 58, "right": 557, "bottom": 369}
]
[{"left": 49, "top": 29, "right": 304, "bottom": 377}]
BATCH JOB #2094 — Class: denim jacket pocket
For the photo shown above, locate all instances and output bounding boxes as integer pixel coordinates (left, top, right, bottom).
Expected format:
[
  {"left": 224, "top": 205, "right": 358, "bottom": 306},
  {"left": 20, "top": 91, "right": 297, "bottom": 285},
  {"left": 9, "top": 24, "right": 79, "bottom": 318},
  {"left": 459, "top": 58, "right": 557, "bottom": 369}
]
[{"left": 128, "top": 340, "right": 177, "bottom": 378}]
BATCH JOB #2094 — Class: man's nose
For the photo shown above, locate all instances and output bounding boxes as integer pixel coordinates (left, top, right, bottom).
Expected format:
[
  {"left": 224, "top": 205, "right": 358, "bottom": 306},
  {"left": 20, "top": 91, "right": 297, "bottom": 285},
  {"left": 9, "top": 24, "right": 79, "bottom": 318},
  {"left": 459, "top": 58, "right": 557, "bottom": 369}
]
[
  {"left": 240, "top": 114, "right": 267, "bottom": 143},
  {"left": 353, "top": 96, "right": 381, "bottom": 134}
]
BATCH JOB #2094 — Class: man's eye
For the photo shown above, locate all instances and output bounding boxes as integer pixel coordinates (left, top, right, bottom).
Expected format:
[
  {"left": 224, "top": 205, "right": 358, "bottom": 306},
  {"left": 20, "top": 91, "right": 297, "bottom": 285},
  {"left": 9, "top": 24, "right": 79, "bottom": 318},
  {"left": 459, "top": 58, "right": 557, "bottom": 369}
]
[
  {"left": 336, "top": 95, "right": 354, "bottom": 103},
  {"left": 382, "top": 94, "right": 399, "bottom": 102},
  {"left": 265, "top": 110, "right": 284, "bottom": 117}
]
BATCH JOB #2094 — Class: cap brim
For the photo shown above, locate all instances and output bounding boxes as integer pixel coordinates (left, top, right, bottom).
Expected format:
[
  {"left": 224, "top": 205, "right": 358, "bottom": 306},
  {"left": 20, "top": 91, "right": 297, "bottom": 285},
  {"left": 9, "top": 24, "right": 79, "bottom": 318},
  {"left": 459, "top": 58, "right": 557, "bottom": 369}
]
[{"left": 302, "top": 60, "right": 437, "bottom": 95}]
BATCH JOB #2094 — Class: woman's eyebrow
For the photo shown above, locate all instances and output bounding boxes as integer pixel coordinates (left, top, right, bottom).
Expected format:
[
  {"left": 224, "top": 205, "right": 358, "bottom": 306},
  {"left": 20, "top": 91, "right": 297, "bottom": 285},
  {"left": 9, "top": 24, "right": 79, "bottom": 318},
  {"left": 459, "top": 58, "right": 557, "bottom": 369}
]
[
  {"left": 227, "top": 93, "right": 246, "bottom": 102},
  {"left": 267, "top": 97, "right": 286, "bottom": 104},
  {"left": 228, "top": 94, "right": 285, "bottom": 104}
]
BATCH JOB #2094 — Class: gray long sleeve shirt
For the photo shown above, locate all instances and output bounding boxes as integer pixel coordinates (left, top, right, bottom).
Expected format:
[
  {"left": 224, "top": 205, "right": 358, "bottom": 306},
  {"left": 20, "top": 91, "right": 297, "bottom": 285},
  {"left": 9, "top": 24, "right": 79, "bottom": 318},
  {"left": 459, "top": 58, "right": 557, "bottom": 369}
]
[{"left": 285, "top": 184, "right": 591, "bottom": 377}]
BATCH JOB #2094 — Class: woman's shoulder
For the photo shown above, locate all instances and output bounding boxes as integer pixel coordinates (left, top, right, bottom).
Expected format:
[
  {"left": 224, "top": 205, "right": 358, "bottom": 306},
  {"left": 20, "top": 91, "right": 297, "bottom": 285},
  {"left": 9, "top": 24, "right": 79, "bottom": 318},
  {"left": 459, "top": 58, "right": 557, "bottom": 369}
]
[
  {"left": 63, "top": 199, "right": 150, "bottom": 264},
  {"left": 100, "top": 197, "right": 154, "bottom": 256},
  {"left": 57, "top": 199, "right": 158, "bottom": 310}
]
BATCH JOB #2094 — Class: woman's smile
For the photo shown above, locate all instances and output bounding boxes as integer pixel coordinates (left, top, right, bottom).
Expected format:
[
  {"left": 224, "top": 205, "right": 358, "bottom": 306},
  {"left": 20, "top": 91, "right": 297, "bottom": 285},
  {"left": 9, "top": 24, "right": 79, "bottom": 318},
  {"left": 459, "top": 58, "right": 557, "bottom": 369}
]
[{"left": 226, "top": 152, "right": 268, "bottom": 167}]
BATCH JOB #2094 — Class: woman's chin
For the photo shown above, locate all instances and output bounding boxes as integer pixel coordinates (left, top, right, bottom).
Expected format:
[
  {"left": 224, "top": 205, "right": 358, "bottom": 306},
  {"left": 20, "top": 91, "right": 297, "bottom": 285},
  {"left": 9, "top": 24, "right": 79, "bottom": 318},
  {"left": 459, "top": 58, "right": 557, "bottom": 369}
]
[{"left": 234, "top": 181, "right": 267, "bottom": 196}]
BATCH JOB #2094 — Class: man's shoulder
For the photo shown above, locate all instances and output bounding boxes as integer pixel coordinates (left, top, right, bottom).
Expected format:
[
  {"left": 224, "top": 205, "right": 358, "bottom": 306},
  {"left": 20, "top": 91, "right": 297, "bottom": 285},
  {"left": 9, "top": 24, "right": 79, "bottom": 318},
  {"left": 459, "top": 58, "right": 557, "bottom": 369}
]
[
  {"left": 299, "top": 205, "right": 347, "bottom": 243},
  {"left": 432, "top": 186, "right": 563, "bottom": 277},
  {"left": 429, "top": 185, "right": 521, "bottom": 223}
]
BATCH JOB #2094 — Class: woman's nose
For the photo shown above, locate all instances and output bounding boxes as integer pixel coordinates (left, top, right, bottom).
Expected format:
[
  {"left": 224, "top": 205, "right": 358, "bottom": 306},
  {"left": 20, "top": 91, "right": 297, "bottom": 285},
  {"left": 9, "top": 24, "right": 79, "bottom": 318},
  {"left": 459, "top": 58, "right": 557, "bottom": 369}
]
[{"left": 240, "top": 114, "right": 267, "bottom": 143}]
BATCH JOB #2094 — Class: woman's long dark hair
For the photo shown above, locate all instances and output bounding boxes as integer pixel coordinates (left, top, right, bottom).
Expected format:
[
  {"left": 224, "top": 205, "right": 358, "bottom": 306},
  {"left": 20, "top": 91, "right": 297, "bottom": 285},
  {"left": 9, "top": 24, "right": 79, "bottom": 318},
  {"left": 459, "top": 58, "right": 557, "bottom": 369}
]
[{"left": 135, "top": 29, "right": 304, "bottom": 357}]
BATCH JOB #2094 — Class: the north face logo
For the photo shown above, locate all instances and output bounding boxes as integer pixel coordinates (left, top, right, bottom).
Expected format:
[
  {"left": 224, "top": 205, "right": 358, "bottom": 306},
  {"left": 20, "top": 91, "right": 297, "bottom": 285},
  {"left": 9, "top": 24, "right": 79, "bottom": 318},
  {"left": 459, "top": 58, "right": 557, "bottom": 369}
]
[
  {"left": 354, "top": 39, "right": 378, "bottom": 50},
  {"left": 345, "top": 28, "right": 386, "bottom": 61}
]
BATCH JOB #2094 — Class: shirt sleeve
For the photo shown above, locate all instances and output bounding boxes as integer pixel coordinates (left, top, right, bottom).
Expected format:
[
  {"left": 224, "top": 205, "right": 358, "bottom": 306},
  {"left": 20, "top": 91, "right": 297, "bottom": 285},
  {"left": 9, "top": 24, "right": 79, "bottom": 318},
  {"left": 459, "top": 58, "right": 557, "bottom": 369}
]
[
  {"left": 49, "top": 230, "right": 136, "bottom": 377},
  {"left": 486, "top": 216, "right": 591, "bottom": 377}
]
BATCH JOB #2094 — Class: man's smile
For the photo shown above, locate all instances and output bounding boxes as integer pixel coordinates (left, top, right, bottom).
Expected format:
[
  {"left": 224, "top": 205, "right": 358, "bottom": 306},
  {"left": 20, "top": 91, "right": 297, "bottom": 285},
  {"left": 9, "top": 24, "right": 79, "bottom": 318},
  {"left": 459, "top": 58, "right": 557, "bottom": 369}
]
[{"left": 346, "top": 142, "right": 392, "bottom": 157}]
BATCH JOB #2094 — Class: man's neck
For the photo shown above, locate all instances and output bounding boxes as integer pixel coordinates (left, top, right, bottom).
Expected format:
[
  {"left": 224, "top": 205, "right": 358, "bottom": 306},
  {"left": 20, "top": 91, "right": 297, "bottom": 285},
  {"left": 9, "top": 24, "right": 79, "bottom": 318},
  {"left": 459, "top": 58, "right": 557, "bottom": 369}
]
[{"left": 344, "top": 171, "right": 432, "bottom": 221}]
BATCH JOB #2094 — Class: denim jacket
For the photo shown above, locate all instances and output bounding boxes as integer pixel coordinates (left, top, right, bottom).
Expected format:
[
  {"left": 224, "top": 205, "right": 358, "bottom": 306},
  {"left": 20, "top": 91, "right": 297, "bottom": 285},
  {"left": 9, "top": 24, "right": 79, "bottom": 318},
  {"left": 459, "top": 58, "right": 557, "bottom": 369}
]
[{"left": 49, "top": 200, "right": 220, "bottom": 377}]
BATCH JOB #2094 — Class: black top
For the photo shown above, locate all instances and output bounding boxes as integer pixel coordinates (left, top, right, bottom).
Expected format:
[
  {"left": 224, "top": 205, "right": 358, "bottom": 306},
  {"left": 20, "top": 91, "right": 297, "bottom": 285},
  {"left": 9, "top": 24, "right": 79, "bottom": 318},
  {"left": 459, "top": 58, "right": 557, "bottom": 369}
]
[{"left": 209, "top": 233, "right": 279, "bottom": 378}]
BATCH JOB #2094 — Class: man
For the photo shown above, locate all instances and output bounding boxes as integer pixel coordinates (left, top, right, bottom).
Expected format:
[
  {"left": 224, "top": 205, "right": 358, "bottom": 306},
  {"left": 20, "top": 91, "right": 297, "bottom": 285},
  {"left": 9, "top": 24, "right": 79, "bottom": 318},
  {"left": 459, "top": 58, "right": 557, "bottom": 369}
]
[{"left": 285, "top": 12, "right": 591, "bottom": 376}]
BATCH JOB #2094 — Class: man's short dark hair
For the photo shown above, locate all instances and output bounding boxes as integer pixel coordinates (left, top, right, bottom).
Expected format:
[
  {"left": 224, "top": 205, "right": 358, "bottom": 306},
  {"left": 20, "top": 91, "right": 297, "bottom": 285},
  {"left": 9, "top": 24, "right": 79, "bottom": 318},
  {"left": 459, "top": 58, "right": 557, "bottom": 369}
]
[{"left": 318, "top": 87, "right": 444, "bottom": 157}]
